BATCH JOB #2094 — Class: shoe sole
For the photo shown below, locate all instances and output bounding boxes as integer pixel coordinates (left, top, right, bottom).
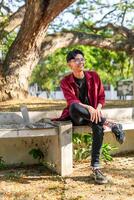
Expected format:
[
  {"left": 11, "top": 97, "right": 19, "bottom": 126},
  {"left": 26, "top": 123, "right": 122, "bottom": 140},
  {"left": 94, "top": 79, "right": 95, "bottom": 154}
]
[
  {"left": 112, "top": 124, "right": 125, "bottom": 144},
  {"left": 119, "top": 124, "right": 126, "bottom": 144},
  {"left": 95, "top": 178, "right": 108, "bottom": 184},
  {"left": 118, "top": 124, "right": 126, "bottom": 144},
  {"left": 113, "top": 133, "right": 126, "bottom": 144},
  {"left": 91, "top": 174, "right": 108, "bottom": 184}
]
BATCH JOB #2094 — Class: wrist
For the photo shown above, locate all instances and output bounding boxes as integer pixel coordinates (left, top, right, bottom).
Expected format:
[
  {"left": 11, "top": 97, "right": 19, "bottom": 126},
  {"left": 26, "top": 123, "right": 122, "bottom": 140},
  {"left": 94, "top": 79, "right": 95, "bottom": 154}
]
[{"left": 97, "top": 103, "right": 102, "bottom": 111}]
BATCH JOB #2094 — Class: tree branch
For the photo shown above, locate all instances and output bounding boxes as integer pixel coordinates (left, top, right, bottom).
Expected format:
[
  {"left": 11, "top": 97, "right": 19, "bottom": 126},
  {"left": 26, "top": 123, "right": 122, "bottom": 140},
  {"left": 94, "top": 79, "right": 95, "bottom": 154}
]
[
  {"left": 90, "top": 23, "right": 131, "bottom": 38},
  {"left": 2, "top": 5, "right": 25, "bottom": 33},
  {"left": 93, "top": 8, "right": 117, "bottom": 26},
  {"left": 121, "top": 4, "right": 128, "bottom": 25},
  {"left": 41, "top": 30, "right": 133, "bottom": 58},
  {"left": 0, "top": 5, "right": 25, "bottom": 42},
  {"left": 0, "top": 0, "right": 12, "bottom": 13},
  {"left": 3, "top": 0, "right": 76, "bottom": 73}
]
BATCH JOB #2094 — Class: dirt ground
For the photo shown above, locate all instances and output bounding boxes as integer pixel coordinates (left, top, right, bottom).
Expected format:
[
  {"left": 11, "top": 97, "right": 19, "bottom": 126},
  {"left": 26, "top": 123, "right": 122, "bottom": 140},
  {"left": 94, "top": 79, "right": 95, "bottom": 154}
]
[
  {"left": 0, "top": 97, "right": 134, "bottom": 199},
  {"left": 0, "top": 154, "right": 134, "bottom": 200}
]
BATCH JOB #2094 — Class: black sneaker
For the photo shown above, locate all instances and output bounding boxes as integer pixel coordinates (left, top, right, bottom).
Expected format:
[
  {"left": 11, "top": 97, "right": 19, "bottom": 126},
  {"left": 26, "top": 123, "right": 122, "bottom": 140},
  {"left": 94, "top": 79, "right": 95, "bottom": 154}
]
[
  {"left": 92, "top": 169, "right": 108, "bottom": 184},
  {"left": 111, "top": 123, "right": 125, "bottom": 144}
]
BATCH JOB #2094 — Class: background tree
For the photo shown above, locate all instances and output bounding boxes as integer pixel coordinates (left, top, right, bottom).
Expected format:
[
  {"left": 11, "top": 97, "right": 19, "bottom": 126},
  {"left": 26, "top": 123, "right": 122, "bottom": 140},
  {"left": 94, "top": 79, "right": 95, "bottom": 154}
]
[
  {"left": 30, "top": 45, "right": 131, "bottom": 92},
  {"left": 0, "top": 0, "right": 133, "bottom": 101},
  {"left": 0, "top": 0, "right": 76, "bottom": 101}
]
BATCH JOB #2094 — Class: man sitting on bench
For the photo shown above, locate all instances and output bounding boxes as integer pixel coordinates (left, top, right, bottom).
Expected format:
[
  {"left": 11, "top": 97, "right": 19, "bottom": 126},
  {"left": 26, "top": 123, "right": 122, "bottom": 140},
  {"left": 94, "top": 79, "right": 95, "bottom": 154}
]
[{"left": 55, "top": 49, "right": 125, "bottom": 184}]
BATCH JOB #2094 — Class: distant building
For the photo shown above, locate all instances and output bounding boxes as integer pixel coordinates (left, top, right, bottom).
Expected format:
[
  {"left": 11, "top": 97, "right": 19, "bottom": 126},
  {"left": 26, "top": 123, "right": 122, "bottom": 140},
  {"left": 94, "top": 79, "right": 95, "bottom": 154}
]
[
  {"left": 116, "top": 79, "right": 133, "bottom": 100},
  {"left": 29, "top": 83, "right": 132, "bottom": 100}
]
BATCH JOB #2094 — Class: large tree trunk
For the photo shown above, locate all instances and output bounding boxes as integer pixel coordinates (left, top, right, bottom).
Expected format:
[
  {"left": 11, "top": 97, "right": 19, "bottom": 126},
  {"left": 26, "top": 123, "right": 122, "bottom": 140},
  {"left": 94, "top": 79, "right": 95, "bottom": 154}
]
[{"left": 0, "top": 0, "right": 75, "bottom": 101}]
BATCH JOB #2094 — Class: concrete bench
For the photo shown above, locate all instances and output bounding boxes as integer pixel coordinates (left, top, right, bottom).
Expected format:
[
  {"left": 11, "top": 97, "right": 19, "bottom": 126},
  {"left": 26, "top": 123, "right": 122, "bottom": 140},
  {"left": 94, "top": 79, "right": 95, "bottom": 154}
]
[
  {"left": 0, "top": 108, "right": 134, "bottom": 176},
  {"left": 0, "top": 119, "right": 72, "bottom": 176}
]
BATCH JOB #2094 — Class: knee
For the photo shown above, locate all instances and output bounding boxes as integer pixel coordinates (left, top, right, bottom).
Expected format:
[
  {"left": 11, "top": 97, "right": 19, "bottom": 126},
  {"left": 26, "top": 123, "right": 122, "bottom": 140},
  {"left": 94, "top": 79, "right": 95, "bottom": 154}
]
[{"left": 69, "top": 103, "right": 79, "bottom": 114}]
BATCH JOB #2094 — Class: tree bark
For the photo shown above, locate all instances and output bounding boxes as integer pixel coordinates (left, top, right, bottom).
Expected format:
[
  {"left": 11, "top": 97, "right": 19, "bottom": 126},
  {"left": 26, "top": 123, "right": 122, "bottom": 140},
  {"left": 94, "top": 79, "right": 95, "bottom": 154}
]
[{"left": 0, "top": 0, "right": 76, "bottom": 101}]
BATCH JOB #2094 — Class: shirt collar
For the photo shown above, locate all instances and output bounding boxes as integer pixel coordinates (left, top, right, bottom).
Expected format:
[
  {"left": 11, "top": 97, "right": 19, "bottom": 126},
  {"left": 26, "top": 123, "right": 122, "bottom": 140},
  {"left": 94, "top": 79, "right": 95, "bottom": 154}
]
[{"left": 69, "top": 71, "right": 92, "bottom": 83}]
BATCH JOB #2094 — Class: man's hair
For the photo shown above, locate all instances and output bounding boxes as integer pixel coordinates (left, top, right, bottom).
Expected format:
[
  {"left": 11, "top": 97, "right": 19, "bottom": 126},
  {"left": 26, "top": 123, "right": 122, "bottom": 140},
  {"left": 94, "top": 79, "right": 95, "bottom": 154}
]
[{"left": 66, "top": 49, "right": 84, "bottom": 62}]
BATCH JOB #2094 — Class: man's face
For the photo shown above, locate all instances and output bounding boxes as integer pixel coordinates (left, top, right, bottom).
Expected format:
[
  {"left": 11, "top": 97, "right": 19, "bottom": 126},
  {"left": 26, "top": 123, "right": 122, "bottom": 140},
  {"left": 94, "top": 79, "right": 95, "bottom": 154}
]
[{"left": 68, "top": 53, "right": 85, "bottom": 73}]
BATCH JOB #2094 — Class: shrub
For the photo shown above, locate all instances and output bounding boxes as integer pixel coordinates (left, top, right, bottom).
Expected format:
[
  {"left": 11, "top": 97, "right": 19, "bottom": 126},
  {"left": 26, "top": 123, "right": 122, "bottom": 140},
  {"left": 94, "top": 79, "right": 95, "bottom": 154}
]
[{"left": 73, "top": 133, "right": 117, "bottom": 162}]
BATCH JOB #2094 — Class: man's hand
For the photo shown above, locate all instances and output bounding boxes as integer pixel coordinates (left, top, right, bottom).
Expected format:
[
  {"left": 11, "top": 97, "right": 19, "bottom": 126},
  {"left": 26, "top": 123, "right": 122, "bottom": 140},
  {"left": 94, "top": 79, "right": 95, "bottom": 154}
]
[
  {"left": 78, "top": 102, "right": 102, "bottom": 124},
  {"left": 96, "top": 103, "right": 102, "bottom": 123},
  {"left": 96, "top": 107, "right": 101, "bottom": 123},
  {"left": 88, "top": 105, "right": 101, "bottom": 124}
]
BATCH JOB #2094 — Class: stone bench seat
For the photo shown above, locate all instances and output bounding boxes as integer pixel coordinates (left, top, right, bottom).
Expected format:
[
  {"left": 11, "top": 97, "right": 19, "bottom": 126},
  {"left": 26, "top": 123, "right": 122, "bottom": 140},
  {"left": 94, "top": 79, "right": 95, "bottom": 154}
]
[
  {"left": 0, "top": 119, "right": 134, "bottom": 176},
  {"left": 0, "top": 108, "right": 134, "bottom": 176},
  {"left": 73, "top": 120, "right": 134, "bottom": 133},
  {"left": 0, "top": 123, "right": 58, "bottom": 138}
]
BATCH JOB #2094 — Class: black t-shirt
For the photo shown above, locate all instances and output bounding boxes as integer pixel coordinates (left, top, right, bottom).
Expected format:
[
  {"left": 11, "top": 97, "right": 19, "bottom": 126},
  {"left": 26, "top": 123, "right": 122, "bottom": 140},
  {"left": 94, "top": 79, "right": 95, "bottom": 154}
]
[{"left": 74, "top": 76, "right": 89, "bottom": 105}]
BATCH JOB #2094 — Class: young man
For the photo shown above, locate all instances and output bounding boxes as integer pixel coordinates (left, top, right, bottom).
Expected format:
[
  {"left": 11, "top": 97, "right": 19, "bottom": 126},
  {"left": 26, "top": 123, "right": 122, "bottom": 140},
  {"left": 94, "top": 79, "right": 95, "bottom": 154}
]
[{"left": 57, "top": 49, "right": 125, "bottom": 184}]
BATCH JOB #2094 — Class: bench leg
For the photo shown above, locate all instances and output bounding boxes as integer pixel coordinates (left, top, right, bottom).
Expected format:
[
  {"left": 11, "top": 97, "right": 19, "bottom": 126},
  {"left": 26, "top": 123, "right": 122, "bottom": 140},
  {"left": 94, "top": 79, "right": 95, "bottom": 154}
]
[
  {"left": 44, "top": 123, "right": 73, "bottom": 176},
  {"left": 57, "top": 123, "right": 73, "bottom": 176}
]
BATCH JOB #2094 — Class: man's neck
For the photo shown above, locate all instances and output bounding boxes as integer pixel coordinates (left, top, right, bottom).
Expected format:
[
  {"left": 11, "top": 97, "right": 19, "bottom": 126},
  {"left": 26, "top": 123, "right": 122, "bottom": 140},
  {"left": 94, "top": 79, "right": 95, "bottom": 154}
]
[{"left": 73, "top": 71, "right": 84, "bottom": 79}]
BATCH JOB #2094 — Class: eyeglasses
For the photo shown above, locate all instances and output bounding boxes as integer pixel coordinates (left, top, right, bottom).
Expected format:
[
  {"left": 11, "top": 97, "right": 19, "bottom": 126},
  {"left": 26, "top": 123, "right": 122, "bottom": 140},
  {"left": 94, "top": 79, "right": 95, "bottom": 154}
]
[{"left": 71, "top": 58, "right": 85, "bottom": 64}]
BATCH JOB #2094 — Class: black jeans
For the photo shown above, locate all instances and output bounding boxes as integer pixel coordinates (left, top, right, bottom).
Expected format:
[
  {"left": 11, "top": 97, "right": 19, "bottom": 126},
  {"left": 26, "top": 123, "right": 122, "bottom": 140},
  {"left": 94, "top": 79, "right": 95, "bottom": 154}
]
[{"left": 69, "top": 103, "right": 106, "bottom": 168}]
